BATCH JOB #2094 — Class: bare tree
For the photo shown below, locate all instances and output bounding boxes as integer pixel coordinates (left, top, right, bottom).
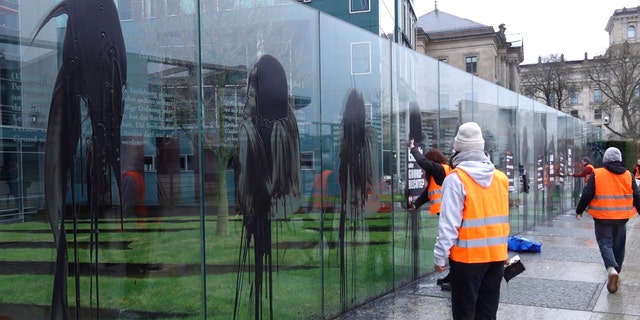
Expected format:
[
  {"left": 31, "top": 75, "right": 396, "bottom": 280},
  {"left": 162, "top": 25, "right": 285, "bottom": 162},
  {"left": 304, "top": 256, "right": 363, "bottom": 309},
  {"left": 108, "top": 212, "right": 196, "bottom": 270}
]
[
  {"left": 520, "top": 54, "right": 575, "bottom": 111},
  {"left": 134, "top": 5, "right": 314, "bottom": 239},
  {"left": 126, "top": 8, "right": 241, "bottom": 237},
  {"left": 586, "top": 41, "right": 640, "bottom": 140}
]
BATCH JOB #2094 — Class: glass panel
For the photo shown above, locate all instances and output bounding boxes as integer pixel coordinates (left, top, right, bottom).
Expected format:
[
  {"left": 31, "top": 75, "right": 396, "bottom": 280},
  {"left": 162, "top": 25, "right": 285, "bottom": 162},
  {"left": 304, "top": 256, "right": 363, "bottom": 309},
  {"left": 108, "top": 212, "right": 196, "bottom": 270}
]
[
  {"left": 497, "top": 87, "right": 520, "bottom": 233},
  {"left": 556, "top": 112, "right": 573, "bottom": 213},
  {"left": 517, "top": 96, "right": 536, "bottom": 230},
  {"left": 411, "top": 49, "right": 440, "bottom": 279},
  {"left": 200, "top": 2, "right": 321, "bottom": 319},
  {"left": 319, "top": 12, "right": 391, "bottom": 317},
  {"left": 543, "top": 108, "right": 559, "bottom": 215}
]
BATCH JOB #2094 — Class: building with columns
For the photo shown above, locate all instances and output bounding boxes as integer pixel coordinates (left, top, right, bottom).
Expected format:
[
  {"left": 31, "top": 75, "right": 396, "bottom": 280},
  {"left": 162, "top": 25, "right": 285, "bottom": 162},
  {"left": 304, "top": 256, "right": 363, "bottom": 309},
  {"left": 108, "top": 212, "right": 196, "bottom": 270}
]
[{"left": 520, "top": 6, "right": 640, "bottom": 140}]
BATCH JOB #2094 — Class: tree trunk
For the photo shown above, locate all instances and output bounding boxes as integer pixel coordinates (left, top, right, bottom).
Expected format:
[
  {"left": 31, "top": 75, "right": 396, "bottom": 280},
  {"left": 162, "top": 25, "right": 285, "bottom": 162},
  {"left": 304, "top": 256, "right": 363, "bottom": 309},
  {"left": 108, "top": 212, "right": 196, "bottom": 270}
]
[{"left": 215, "top": 158, "right": 229, "bottom": 237}]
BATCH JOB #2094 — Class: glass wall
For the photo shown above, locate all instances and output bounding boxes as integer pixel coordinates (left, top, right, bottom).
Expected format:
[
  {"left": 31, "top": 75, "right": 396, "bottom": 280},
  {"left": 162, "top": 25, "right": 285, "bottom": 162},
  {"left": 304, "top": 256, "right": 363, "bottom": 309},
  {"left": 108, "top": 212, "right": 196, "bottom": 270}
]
[{"left": 0, "top": 1, "right": 601, "bottom": 319}]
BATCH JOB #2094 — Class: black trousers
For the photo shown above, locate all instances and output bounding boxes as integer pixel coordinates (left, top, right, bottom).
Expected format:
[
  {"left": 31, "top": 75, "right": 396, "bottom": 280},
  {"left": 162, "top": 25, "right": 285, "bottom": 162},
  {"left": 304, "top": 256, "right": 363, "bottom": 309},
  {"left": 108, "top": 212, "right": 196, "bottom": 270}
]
[{"left": 449, "top": 259, "right": 504, "bottom": 320}]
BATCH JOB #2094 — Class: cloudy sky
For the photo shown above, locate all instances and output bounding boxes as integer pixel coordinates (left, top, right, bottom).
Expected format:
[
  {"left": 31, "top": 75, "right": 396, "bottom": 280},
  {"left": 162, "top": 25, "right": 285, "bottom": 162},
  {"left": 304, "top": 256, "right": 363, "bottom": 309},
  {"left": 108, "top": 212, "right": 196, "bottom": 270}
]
[{"left": 414, "top": 0, "right": 639, "bottom": 64}]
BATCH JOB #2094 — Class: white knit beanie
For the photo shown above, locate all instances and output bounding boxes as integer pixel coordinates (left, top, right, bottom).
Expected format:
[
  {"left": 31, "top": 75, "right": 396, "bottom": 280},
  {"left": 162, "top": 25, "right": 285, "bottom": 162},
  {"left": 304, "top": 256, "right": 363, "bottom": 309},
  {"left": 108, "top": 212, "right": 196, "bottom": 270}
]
[
  {"left": 453, "top": 122, "right": 485, "bottom": 152},
  {"left": 603, "top": 147, "right": 622, "bottom": 163}
]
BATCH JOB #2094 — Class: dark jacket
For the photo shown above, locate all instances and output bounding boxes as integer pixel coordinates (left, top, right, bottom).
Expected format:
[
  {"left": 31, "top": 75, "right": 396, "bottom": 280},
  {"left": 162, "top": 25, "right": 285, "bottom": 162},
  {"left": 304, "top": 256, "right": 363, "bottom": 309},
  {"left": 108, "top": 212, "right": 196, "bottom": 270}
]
[
  {"left": 409, "top": 147, "right": 446, "bottom": 209},
  {"left": 576, "top": 161, "right": 640, "bottom": 219}
]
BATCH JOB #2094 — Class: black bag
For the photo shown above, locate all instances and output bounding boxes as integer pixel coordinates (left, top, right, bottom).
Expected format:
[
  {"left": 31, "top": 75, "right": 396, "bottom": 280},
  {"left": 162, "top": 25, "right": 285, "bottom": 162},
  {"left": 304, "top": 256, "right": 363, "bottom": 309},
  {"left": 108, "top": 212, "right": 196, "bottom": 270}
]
[{"left": 504, "top": 256, "right": 525, "bottom": 282}]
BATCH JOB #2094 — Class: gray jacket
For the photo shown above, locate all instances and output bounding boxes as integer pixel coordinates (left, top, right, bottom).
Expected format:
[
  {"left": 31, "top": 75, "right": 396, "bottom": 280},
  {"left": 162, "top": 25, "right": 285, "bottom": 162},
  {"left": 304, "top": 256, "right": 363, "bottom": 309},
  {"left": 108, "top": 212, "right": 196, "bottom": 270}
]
[{"left": 434, "top": 150, "right": 508, "bottom": 266}]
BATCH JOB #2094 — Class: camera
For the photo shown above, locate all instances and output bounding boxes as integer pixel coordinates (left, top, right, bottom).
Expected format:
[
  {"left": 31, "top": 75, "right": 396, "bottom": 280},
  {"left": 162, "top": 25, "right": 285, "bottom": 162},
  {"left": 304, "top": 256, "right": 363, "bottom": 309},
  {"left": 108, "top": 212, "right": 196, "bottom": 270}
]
[{"left": 604, "top": 116, "right": 610, "bottom": 125}]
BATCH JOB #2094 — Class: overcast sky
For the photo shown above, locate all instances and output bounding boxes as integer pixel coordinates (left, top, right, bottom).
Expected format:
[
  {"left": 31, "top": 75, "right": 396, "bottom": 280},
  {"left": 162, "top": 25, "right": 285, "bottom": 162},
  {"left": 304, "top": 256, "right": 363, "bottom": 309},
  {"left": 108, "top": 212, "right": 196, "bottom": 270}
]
[{"left": 414, "top": 0, "right": 640, "bottom": 64}]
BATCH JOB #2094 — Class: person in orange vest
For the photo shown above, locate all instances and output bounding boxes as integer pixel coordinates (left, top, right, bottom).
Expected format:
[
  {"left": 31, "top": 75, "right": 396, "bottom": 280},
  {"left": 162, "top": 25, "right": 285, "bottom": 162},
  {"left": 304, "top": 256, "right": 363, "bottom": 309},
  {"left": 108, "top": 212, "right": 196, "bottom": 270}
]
[
  {"left": 633, "top": 158, "right": 640, "bottom": 186},
  {"left": 408, "top": 144, "right": 450, "bottom": 214},
  {"left": 571, "top": 156, "right": 595, "bottom": 185},
  {"left": 408, "top": 140, "right": 452, "bottom": 289},
  {"left": 434, "top": 122, "right": 510, "bottom": 319},
  {"left": 121, "top": 169, "right": 147, "bottom": 216},
  {"left": 312, "top": 169, "right": 335, "bottom": 213},
  {"left": 575, "top": 147, "right": 640, "bottom": 293}
]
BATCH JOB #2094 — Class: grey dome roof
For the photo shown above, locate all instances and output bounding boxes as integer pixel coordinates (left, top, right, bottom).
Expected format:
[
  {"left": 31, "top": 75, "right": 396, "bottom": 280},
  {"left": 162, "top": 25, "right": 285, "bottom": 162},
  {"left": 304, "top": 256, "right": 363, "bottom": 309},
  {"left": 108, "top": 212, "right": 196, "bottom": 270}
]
[{"left": 417, "top": 9, "right": 491, "bottom": 34}]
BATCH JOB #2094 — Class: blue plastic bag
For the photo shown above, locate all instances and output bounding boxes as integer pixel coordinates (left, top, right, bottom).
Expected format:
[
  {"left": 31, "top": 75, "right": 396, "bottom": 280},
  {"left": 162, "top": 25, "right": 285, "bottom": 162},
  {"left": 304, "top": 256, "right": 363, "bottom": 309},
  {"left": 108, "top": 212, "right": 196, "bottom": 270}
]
[{"left": 508, "top": 235, "right": 542, "bottom": 253}]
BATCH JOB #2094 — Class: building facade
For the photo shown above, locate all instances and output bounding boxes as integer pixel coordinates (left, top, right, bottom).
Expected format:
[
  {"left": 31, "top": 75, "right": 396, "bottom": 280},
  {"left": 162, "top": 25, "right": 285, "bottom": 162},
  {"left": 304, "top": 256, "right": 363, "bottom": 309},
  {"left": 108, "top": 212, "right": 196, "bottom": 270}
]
[
  {"left": 415, "top": 6, "right": 523, "bottom": 91},
  {"left": 607, "top": 6, "right": 640, "bottom": 46},
  {"left": 299, "top": 0, "right": 417, "bottom": 48},
  {"left": 520, "top": 7, "right": 640, "bottom": 142}
]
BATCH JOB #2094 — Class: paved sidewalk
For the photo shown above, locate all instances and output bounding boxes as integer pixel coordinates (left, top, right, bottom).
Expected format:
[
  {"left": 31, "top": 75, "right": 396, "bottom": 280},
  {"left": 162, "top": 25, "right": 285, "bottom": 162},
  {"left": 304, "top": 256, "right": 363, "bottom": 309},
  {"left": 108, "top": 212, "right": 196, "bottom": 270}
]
[{"left": 334, "top": 212, "right": 640, "bottom": 319}]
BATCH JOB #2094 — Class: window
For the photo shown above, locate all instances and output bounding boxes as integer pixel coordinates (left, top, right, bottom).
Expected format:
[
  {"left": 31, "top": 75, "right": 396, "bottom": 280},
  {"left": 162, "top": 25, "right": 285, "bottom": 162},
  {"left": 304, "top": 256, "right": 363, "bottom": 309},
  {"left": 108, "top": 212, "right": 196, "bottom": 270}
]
[
  {"left": 465, "top": 56, "right": 477, "bottom": 74},
  {"left": 629, "top": 26, "right": 636, "bottom": 39},
  {"left": 350, "top": 0, "right": 370, "bottom": 13},
  {"left": 166, "top": 0, "right": 179, "bottom": 15},
  {"left": 180, "top": 155, "right": 194, "bottom": 171},
  {"left": 351, "top": 42, "right": 371, "bottom": 75},
  {"left": 125, "top": 0, "right": 161, "bottom": 19},
  {"left": 570, "top": 110, "right": 579, "bottom": 117},
  {"left": 569, "top": 90, "right": 579, "bottom": 104},
  {"left": 144, "top": 155, "right": 156, "bottom": 171},
  {"left": 131, "top": 0, "right": 143, "bottom": 19},
  {"left": 594, "top": 108, "right": 602, "bottom": 120},
  {"left": 300, "top": 152, "right": 314, "bottom": 170},
  {"left": 117, "top": 0, "right": 133, "bottom": 20},
  {"left": 399, "top": 50, "right": 415, "bottom": 89},
  {"left": 180, "top": 0, "right": 196, "bottom": 14},
  {"left": 147, "top": 0, "right": 162, "bottom": 18},
  {"left": 593, "top": 89, "right": 602, "bottom": 103}
]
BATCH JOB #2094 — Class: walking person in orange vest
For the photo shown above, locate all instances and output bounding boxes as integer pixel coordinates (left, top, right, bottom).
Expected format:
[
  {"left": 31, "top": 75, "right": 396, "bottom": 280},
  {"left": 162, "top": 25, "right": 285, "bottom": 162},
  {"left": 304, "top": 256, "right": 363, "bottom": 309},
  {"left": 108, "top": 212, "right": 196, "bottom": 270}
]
[
  {"left": 633, "top": 158, "right": 640, "bottom": 186},
  {"left": 408, "top": 140, "right": 452, "bottom": 290},
  {"left": 434, "top": 122, "right": 510, "bottom": 319},
  {"left": 575, "top": 147, "right": 640, "bottom": 293},
  {"left": 572, "top": 156, "right": 595, "bottom": 185}
]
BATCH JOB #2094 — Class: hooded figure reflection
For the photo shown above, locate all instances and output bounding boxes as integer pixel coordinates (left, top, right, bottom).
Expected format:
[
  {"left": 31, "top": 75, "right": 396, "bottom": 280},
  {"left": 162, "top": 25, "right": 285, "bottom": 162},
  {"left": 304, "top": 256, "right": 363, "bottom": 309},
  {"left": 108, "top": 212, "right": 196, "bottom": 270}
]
[
  {"left": 233, "top": 54, "right": 301, "bottom": 320},
  {"left": 33, "top": 0, "right": 127, "bottom": 319},
  {"left": 337, "top": 88, "right": 380, "bottom": 310}
]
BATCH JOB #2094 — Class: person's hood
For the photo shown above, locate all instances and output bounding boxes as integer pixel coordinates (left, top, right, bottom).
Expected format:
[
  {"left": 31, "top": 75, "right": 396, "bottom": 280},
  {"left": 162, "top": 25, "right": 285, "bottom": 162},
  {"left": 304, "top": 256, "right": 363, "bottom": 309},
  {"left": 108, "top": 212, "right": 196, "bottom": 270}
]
[
  {"left": 451, "top": 150, "right": 496, "bottom": 187},
  {"left": 603, "top": 161, "right": 627, "bottom": 175}
]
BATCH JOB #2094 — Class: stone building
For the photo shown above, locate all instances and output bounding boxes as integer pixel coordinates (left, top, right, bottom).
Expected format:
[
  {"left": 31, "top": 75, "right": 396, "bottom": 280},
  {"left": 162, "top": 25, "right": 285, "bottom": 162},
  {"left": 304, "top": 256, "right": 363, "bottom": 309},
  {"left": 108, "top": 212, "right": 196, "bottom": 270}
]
[
  {"left": 607, "top": 6, "right": 640, "bottom": 47},
  {"left": 415, "top": 6, "right": 523, "bottom": 91},
  {"left": 520, "top": 6, "right": 640, "bottom": 140}
]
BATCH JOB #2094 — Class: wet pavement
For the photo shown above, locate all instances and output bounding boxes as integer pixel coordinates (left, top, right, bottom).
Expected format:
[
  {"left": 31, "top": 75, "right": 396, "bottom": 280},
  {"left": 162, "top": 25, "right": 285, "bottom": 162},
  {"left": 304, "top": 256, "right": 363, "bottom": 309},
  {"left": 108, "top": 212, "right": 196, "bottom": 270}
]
[{"left": 334, "top": 211, "right": 640, "bottom": 319}]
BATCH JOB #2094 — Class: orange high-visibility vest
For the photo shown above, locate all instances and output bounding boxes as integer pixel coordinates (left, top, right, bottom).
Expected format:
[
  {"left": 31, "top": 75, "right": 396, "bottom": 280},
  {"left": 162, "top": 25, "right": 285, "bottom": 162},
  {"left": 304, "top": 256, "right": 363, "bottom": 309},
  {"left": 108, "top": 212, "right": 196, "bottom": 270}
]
[
  {"left": 313, "top": 170, "right": 333, "bottom": 209},
  {"left": 583, "top": 164, "right": 595, "bottom": 185},
  {"left": 427, "top": 164, "right": 451, "bottom": 215},
  {"left": 588, "top": 168, "right": 636, "bottom": 219},
  {"left": 122, "top": 170, "right": 147, "bottom": 214},
  {"left": 449, "top": 168, "right": 510, "bottom": 264}
]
